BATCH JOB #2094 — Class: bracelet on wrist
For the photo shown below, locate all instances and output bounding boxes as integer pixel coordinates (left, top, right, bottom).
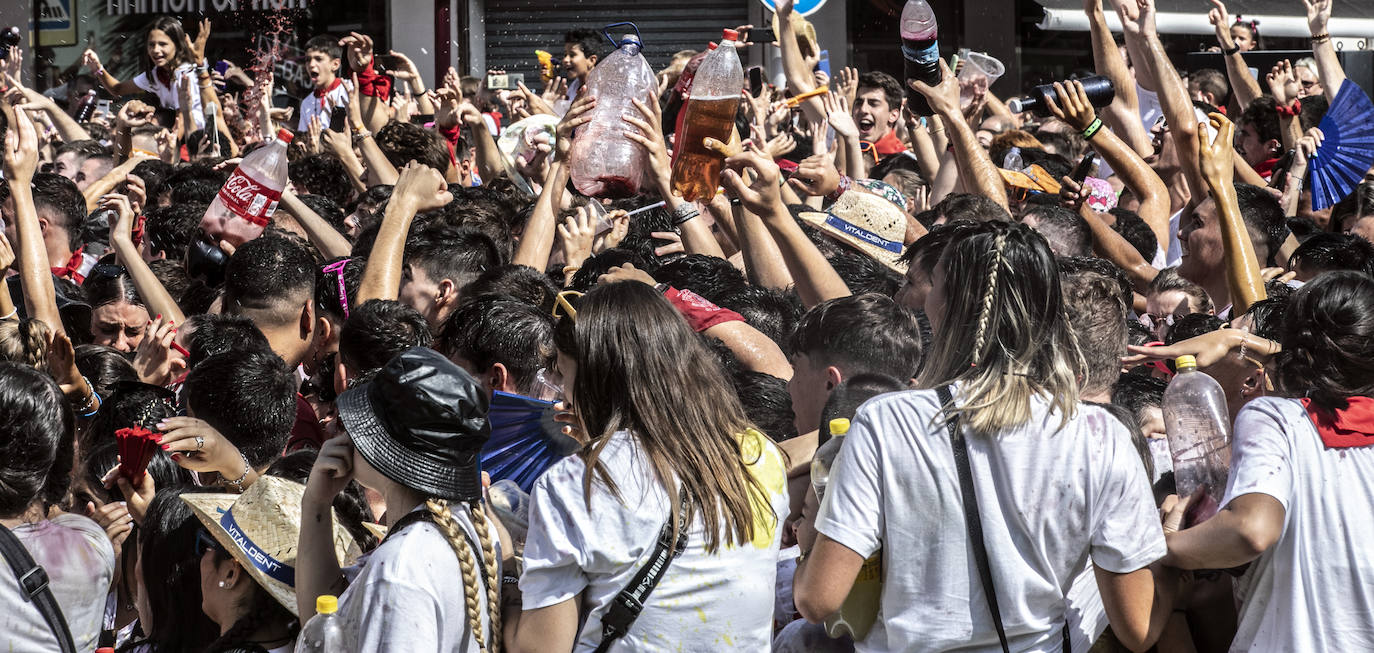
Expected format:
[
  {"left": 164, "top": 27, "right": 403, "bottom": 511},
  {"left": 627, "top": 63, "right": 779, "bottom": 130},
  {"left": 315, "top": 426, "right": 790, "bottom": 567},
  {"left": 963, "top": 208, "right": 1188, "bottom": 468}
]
[
  {"left": 1222, "top": 43, "right": 1241, "bottom": 56},
  {"left": 0, "top": 308, "right": 16, "bottom": 320},
  {"left": 222, "top": 452, "right": 252, "bottom": 492},
  {"left": 1081, "top": 117, "right": 1104, "bottom": 140},
  {"left": 1311, "top": 33, "right": 1330, "bottom": 44},
  {"left": 1276, "top": 99, "right": 1302, "bottom": 118},
  {"left": 826, "top": 175, "right": 853, "bottom": 202},
  {"left": 671, "top": 202, "right": 700, "bottom": 226}
]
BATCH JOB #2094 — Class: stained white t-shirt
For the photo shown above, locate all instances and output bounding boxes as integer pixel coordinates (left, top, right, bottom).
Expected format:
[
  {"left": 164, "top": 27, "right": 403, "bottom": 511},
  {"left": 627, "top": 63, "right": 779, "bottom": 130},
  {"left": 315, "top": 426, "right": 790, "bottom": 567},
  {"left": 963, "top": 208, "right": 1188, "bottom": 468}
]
[
  {"left": 0, "top": 513, "right": 115, "bottom": 653},
  {"left": 1223, "top": 397, "right": 1374, "bottom": 652},
  {"left": 339, "top": 507, "right": 493, "bottom": 652},
  {"left": 133, "top": 62, "right": 205, "bottom": 130},
  {"left": 816, "top": 389, "right": 1165, "bottom": 653},
  {"left": 521, "top": 428, "right": 790, "bottom": 652}
]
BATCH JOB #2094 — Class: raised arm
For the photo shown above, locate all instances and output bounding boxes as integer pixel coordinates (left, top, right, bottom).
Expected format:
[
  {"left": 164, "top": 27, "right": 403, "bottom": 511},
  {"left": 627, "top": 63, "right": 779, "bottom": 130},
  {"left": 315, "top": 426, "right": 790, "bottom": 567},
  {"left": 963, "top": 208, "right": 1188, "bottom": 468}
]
[
  {"left": 106, "top": 193, "right": 185, "bottom": 325},
  {"left": 1120, "top": 0, "right": 1204, "bottom": 198},
  {"left": 1085, "top": 0, "right": 1152, "bottom": 157},
  {"left": 911, "top": 60, "right": 1008, "bottom": 211},
  {"left": 1265, "top": 60, "right": 1304, "bottom": 151},
  {"left": 81, "top": 48, "right": 144, "bottom": 97},
  {"left": 356, "top": 163, "right": 453, "bottom": 303},
  {"left": 1047, "top": 80, "right": 1170, "bottom": 249},
  {"left": 625, "top": 97, "right": 727, "bottom": 259},
  {"left": 8, "top": 79, "right": 91, "bottom": 143},
  {"left": 1303, "top": 0, "right": 1346, "bottom": 103},
  {"left": 3, "top": 104, "right": 64, "bottom": 336},
  {"left": 1206, "top": 0, "right": 1262, "bottom": 110},
  {"left": 1062, "top": 176, "right": 1160, "bottom": 291},
  {"left": 279, "top": 188, "right": 353, "bottom": 260},
  {"left": 346, "top": 73, "right": 399, "bottom": 186},
  {"left": 1198, "top": 112, "right": 1266, "bottom": 315},
  {"left": 774, "top": 0, "right": 827, "bottom": 124},
  {"left": 513, "top": 95, "right": 592, "bottom": 270}
]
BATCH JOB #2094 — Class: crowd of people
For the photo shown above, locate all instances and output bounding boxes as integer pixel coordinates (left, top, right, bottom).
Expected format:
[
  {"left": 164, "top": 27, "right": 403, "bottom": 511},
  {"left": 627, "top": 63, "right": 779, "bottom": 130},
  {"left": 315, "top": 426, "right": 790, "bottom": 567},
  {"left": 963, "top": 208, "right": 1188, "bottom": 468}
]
[{"left": 1, "top": 0, "right": 1372, "bottom": 649}]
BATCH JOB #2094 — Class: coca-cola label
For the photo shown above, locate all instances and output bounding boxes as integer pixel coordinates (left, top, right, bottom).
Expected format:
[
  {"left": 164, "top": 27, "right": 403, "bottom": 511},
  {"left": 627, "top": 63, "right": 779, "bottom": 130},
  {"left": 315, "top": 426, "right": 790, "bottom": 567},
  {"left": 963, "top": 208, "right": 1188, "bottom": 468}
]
[{"left": 217, "top": 169, "right": 281, "bottom": 227}]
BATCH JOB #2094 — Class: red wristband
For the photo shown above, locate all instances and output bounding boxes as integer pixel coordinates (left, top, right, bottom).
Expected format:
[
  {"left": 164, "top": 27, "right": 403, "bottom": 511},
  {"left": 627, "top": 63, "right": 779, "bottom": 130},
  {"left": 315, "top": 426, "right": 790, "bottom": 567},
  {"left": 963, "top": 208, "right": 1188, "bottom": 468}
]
[
  {"left": 354, "top": 60, "right": 392, "bottom": 102},
  {"left": 1276, "top": 99, "right": 1302, "bottom": 118},
  {"left": 663, "top": 287, "right": 744, "bottom": 332},
  {"left": 827, "top": 175, "right": 852, "bottom": 202}
]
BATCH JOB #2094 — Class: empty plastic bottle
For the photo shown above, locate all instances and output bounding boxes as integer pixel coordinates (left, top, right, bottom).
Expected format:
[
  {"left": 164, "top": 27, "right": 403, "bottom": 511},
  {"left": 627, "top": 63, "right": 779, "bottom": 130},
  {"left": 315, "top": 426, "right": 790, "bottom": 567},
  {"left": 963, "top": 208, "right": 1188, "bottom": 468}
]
[
  {"left": 809, "top": 418, "right": 882, "bottom": 641},
  {"left": 1162, "top": 355, "right": 1232, "bottom": 526},
  {"left": 295, "top": 595, "right": 348, "bottom": 652},
  {"left": 199, "top": 128, "right": 293, "bottom": 247},
  {"left": 900, "top": 0, "right": 942, "bottom": 117},
  {"left": 670, "top": 29, "right": 743, "bottom": 202},
  {"left": 1007, "top": 75, "right": 1117, "bottom": 116},
  {"left": 569, "top": 31, "right": 657, "bottom": 199}
]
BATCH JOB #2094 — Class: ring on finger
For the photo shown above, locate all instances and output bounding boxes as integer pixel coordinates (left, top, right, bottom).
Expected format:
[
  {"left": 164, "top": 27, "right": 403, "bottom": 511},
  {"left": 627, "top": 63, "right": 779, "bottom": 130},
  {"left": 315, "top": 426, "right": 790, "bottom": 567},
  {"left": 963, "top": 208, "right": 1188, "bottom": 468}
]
[{"left": 195, "top": 435, "right": 204, "bottom": 450}]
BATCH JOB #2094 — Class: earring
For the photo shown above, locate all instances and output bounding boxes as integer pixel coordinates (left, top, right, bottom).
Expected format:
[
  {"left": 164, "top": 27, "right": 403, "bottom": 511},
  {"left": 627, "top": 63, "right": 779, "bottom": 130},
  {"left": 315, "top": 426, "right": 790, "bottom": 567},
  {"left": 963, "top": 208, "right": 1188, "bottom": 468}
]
[{"left": 218, "top": 580, "right": 228, "bottom": 588}]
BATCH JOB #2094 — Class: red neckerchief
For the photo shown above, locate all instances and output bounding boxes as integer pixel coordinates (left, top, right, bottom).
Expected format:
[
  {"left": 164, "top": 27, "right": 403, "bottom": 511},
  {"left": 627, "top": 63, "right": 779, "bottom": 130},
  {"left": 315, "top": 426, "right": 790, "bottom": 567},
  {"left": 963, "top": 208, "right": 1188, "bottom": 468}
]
[
  {"left": 870, "top": 129, "right": 908, "bottom": 157},
  {"left": 1254, "top": 157, "right": 1280, "bottom": 181},
  {"left": 353, "top": 60, "right": 392, "bottom": 102},
  {"left": 1301, "top": 396, "right": 1374, "bottom": 449},
  {"left": 314, "top": 77, "right": 343, "bottom": 99},
  {"left": 51, "top": 245, "right": 85, "bottom": 284},
  {"left": 131, "top": 213, "right": 148, "bottom": 249}
]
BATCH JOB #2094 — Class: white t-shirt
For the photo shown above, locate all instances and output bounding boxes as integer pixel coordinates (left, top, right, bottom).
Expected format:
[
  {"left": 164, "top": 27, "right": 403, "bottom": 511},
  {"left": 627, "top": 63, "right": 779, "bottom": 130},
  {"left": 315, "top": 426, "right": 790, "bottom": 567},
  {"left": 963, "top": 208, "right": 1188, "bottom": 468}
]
[
  {"left": 133, "top": 62, "right": 205, "bottom": 130},
  {"left": 1223, "top": 397, "right": 1374, "bottom": 652},
  {"left": 298, "top": 80, "right": 351, "bottom": 131},
  {"left": 0, "top": 513, "right": 116, "bottom": 653},
  {"left": 816, "top": 389, "right": 1166, "bottom": 653},
  {"left": 339, "top": 507, "right": 493, "bottom": 652},
  {"left": 521, "top": 428, "right": 790, "bottom": 652}
]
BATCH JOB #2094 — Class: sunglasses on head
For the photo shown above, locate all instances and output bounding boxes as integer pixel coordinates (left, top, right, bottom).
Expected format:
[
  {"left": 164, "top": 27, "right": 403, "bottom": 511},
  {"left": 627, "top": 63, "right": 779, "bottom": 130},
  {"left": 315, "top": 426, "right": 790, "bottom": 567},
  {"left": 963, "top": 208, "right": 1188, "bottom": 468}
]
[{"left": 195, "top": 529, "right": 225, "bottom": 558}]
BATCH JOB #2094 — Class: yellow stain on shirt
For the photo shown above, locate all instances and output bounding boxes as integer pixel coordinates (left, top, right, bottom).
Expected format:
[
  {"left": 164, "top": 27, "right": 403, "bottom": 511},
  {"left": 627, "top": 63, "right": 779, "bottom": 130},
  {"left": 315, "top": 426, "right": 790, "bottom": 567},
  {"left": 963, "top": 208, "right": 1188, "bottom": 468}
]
[{"left": 739, "top": 428, "right": 787, "bottom": 549}]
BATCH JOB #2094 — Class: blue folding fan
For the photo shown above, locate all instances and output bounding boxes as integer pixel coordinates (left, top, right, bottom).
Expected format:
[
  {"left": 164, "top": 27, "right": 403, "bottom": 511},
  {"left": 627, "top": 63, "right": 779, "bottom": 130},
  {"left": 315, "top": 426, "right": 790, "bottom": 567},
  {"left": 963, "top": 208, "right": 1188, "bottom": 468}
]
[
  {"left": 1310, "top": 80, "right": 1374, "bottom": 211},
  {"left": 480, "top": 391, "right": 582, "bottom": 492}
]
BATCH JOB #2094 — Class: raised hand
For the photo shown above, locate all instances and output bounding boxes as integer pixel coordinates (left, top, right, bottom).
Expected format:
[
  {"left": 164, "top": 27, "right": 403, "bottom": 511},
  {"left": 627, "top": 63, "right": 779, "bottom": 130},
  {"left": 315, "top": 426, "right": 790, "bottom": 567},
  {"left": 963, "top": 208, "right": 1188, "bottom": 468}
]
[
  {"left": 909, "top": 59, "right": 961, "bottom": 119},
  {"left": 722, "top": 147, "right": 785, "bottom": 215},
  {"left": 3, "top": 102, "right": 39, "bottom": 183},
  {"left": 823, "top": 91, "right": 860, "bottom": 140},
  {"left": 1043, "top": 79, "right": 1098, "bottom": 131},
  {"left": 388, "top": 49, "right": 424, "bottom": 91},
  {"left": 1112, "top": 0, "right": 1144, "bottom": 36},
  {"left": 158, "top": 416, "right": 244, "bottom": 476},
  {"left": 775, "top": 0, "right": 795, "bottom": 19},
  {"left": 622, "top": 98, "right": 672, "bottom": 197},
  {"left": 1267, "top": 60, "right": 1300, "bottom": 106},
  {"left": 837, "top": 66, "right": 859, "bottom": 107},
  {"left": 132, "top": 314, "right": 180, "bottom": 387},
  {"left": 1197, "top": 111, "right": 1235, "bottom": 191},
  {"left": 1292, "top": 126, "right": 1324, "bottom": 169},
  {"left": 556, "top": 94, "right": 596, "bottom": 159},
  {"left": 392, "top": 161, "right": 453, "bottom": 212},
  {"left": 1302, "top": 0, "right": 1331, "bottom": 37},
  {"left": 1207, "top": 0, "right": 1235, "bottom": 48},
  {"left": 558, "top": 206, "right": 597, "bottom": 273},
  {"left": 189, "top": 18, "right": 211, "bottom": 63},
  {"left": 789, "top": 152, "right": 842, "bottom": 197},
  {"left": 340, "top": 31, "right": 374, "bottom": 71}
]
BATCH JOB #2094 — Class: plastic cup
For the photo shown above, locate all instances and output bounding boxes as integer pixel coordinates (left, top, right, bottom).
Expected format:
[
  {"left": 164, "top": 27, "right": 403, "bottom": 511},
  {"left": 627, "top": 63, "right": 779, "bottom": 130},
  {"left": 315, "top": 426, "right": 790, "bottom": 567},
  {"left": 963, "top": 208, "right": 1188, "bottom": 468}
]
[{"left": 958, "top": 51, "right": 1005, "bottom": 108}]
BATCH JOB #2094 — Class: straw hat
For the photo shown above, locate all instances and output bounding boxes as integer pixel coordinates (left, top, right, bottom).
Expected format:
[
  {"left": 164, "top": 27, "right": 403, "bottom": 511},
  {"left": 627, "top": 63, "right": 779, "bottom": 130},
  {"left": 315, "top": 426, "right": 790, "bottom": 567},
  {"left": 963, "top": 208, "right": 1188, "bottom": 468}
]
[
  {"left": 182, "top": 476, "right": 359, "bottom": 617},
  {"left": 799, "top": 190, "right": 910, "bottom": 273}
]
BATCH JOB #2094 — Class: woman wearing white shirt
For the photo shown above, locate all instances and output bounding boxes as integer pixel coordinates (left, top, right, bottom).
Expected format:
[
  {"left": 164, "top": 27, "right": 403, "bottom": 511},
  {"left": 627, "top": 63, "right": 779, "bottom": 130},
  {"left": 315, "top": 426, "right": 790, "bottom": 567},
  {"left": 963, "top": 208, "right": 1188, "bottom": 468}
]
[
  {"left": 82, "top": 16, "right": 206, "bottom": 124},
  {"left": 794, "top": 222, "right": 1178, "bottom": 652},
  {"left": 501, "top": 280, "right": 790, "bottom": 652},
  {"left": 1164, "top": 270, "right": 1374, "bottom": 652}
]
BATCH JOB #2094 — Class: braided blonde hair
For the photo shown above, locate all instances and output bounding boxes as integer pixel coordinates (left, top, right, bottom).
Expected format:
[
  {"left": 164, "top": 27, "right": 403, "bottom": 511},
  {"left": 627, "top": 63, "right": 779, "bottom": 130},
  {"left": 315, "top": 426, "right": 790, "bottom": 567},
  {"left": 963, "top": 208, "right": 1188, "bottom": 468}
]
[
  {"left": 426, "top": 498, "right": 501, "bottom": 653},
  {"left": 970, "top": 231, "right": 1007, "bottom": 360}
]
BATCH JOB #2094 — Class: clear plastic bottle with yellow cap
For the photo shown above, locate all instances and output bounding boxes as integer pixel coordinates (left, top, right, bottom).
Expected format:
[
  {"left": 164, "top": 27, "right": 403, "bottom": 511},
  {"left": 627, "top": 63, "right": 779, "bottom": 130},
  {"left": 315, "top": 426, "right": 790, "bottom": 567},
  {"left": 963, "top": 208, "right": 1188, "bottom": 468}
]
[
  {"left": 811, "top": 418, "right": 883, "bottom": 641},
  {"left": 1162, "top": 355, "right": 1232, "bottom": 526},
  {"left": 295, "top": 595, "right": 347, "bottom": 652}
]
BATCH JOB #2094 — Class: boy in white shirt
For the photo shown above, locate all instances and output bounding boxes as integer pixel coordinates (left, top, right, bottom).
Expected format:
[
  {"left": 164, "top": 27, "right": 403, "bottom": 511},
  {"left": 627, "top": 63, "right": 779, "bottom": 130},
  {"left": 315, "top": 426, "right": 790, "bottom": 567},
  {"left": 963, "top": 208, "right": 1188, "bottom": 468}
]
[{"left": 298, "top": 35, "right": 350, "bottom": 131}]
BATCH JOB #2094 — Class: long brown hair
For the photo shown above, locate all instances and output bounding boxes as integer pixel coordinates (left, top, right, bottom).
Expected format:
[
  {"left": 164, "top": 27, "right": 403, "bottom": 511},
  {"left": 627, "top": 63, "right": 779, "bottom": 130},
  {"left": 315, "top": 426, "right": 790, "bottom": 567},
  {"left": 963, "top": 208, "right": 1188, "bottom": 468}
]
[{"left": 555, "top": 282, "right": 772, "bottom": 552}]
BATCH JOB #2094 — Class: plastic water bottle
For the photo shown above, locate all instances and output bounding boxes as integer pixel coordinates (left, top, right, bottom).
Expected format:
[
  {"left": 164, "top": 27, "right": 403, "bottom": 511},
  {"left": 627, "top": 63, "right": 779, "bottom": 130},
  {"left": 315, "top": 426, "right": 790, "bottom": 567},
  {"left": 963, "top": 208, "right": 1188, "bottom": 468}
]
[
  {"left": 810, "top": 418, "right": 848, "bottom": 503},
  {"left": 1007, "top": 75, "right": 1117, "bottom": 116},
  {"left": 488, "top": 478, "right": 532, "bottom": 545},
  {"left": 1162, "top": 355, "right": 1232, "bottom": 526},
  {"left": 295, "top": 595, "right": 347, "bottom": 652},
  {"left": 569, "top": 32, "right": 657, "bottom": 198},
  {"left": 670, "top": 29, "right": 743, "bottom": 202},
  {"left": 199, "top": 128, "right": 294, "bottom": 247},
  {"left": 810, "top": 418, "right": 882, "bottom": 640},
  {"left": 900, "top": 0, "right": 942, "bottom": 117}
]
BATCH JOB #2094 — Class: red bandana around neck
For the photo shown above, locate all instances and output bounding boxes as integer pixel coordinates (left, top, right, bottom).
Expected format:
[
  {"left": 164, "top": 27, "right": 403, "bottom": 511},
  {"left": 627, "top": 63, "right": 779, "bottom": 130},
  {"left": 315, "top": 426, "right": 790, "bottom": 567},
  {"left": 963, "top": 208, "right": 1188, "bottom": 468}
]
[
  {"left": 1301, "top": 396, "right": 1374, "bottom": 449},
  {"left": 51, "top": 246, "right": 86, "bottom": 284},
  {"left": 314, "top": 77, "right": 343, "bottom": 99}
]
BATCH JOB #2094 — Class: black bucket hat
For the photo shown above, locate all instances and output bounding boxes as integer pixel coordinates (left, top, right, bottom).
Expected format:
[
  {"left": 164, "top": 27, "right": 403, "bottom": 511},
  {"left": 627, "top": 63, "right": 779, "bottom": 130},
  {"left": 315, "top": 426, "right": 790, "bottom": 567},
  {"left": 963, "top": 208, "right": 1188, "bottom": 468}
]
[{"left": 336, "top": 347, "right": 491, "bottom": 502}]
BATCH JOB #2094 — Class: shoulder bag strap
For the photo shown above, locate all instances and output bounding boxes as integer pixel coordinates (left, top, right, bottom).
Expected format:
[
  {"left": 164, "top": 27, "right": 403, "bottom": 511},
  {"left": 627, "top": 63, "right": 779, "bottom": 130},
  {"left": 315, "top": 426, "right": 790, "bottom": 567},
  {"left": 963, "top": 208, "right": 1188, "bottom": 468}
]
[
  {"left": 592, "top": 491, "right": 692, "bottom": 653},
  {"left": 0, "top": 522, "right": 77, "bottom": 653},
  {"left": 937, "top": 385, "right": 1012, "bottom": 653}
]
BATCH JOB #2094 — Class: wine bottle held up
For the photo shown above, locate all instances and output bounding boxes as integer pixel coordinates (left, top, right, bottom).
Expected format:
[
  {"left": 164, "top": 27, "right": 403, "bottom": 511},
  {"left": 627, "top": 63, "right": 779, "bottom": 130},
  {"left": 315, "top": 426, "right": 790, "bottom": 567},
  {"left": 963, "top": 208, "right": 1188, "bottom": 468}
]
[
  {"left": 1007, "top": 75, "right": 1117, "bottom": 116},
  {"left": 568, "top": 23, "right": 658, "bottom": 199},
  {"left": 199, "top": 128, "right": 294, "bottom": 248},
  {"left": 1162, "top": 355, "right": 1233, "bottom": 527},
  {"left": 901, "top": 0, "right": 942, "bottom": 117}
]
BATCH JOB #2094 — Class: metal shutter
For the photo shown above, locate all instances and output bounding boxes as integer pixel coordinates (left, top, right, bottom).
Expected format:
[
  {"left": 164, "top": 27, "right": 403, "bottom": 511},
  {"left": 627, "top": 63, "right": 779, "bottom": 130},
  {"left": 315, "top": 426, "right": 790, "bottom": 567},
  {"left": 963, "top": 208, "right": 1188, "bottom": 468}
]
[{"left": 483, "top": 0, "right": 750, "bottom": 77}]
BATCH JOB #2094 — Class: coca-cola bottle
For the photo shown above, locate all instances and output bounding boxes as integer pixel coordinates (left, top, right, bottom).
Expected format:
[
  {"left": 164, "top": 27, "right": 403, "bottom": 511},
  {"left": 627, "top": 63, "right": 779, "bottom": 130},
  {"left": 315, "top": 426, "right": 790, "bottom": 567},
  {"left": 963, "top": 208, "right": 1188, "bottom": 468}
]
[
  {"left": 200, "top": 129, "right": 294, "bottom": 247},
  {"left": 670, "top": 29, "right": 743, "bottom": 202},
  {"left": 901, "top": 0, "right": 942, "bottom": 116},
  {"left": 569, "top": 31, "right": 658, "bottom": 198}
]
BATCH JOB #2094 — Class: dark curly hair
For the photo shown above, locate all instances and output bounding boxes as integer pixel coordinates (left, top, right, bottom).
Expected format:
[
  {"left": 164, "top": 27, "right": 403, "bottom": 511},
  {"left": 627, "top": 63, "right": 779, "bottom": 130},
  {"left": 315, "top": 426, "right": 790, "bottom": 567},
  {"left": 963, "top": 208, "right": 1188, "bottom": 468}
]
[{"left": 1275, "top": 271, "right": 1374, "bottom": 417}]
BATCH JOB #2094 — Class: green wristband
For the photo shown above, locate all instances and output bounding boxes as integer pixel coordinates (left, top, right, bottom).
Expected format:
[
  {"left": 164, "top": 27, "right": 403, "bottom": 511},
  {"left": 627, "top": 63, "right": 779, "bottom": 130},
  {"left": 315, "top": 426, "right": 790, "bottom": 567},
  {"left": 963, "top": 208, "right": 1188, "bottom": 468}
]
[{"left": 1082, "top": 117, "right": 1104, "bottom": 140}]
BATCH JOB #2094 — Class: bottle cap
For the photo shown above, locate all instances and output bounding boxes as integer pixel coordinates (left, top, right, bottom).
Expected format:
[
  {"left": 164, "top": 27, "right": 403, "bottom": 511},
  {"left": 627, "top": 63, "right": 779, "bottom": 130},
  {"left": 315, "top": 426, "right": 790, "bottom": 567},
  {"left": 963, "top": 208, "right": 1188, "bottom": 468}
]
[
  {"left": 707, "top": 42, "right": 718, "bottom": 50},
  {"left": 828, "top": 418, "right": 851, "bottom": 436},
  {"left": 97, "top": 649, "right": 116, "bottom": 653},
  {"left": 1007, "top": 98, "right": 1026, "bottom": 113},
  {"left": 722, "top": 29, "right": 739, "bottom": 41},
  {"left": 277, "top": 128, "right": 295, "bottom": 144},
  {"left": 1175, "top": 355, "right": 1197, "bottom": 369},
  {"left": 316, "top": 594, "right": 338, "bottom": 614}
]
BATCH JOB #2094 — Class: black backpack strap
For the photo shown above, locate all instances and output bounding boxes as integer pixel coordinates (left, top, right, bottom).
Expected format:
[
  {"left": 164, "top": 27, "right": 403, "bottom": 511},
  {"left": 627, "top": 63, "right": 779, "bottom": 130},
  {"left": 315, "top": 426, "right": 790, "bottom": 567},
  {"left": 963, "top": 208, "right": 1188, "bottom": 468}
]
[
  {"left": 938, "top": 385, "right": 1012, "bottom": 653},
  {"left": 592, "top": 491, "right": 691, "bottom": 653},
  {"left": 0, "top": 522, "right": 77, "bottom": 653}
]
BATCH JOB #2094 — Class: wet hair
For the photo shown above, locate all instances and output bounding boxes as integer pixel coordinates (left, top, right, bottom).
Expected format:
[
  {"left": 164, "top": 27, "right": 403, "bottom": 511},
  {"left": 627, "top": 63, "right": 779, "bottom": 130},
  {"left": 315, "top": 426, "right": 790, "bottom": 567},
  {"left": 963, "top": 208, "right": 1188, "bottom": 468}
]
[
  {"left": 339, "top": 299, "right": 433, "bottom": 375},
  {"left": 731, "top": 371, "right": 797, "bottom": 442},
  {"left": 163, "top": 164, "right": 227, "bottom": 202},
  {"left": 931, "top": 192, "right": 1012, "bottom": 223},
  {"left": 1289, "top": 232, "right": 1374, "bottom": 278},
  {"left": 1298, "top": 93, "right": 1328, "bottom": 132},
  {"left": 654, "top": 254, "right": 750, "bottom": 304},
  {"left": 75, "top": 344, "right": 140, "bottom": 398},
  {"left": 55, "top": 139, "right": 111, "bottom": 163},
  {"left": 315, "top": 256, "right": 365, "bottom": 323},
  {"left": 144, "top": 203, "right": 207, "bottom": 258},
  {"left": 0, "top": 363, "right": 73, "bottom": 517},
  {"left": 1238, "top": 96, "right": 1282, "bottom": 151},
  {"left": 123, "top": 486, "right": 221, "bottom": 653},
  {"left": 563, "top": 28, "right": 605, "bottom": 61},
  {"left": 829, "top": 250, "right": 903, "bottom": 296},
  {"left": 183, "top": 313, "right": 273, "bottom": 369},
  {"left": 818, "top": 373, "right": 907, "bottom": 446},
  {"left": 1112, "top": 373, "right": 1167, "bottom": 420},
  {"left": 1023, "top": 204, "right": 1090, "bottom": 257},
  {"left": 264, "top": 450, "right": 378, "bottom": 553},
  {"left": 184, "top": 350, "right": 296, "bottom": 468},
  {"left": 1059, "top": 255, "right": 1133, "bottom": 312},
  {"left": 1190, "top": 68, "right": 1229, "bottom": 106},
  {"left": 85, "top": 382, "right": 179, "bottom": 453},
  {"left": 567, "top": 249, "right": 648, "bottom": 291},
  {"left": 1239, "top": 296, "right": 1288, "bottom": 342},
  {"left": 0, "top": 318, "right": 51, "bottom": 368},
  {"left": 716, "top": 285, "right": 805, "bottom": 354},
  {"left": 856, "top": 71, "right": 903, "bottom": 112},
  {"left": 789, "top": 293, "right": 924, "bottom": 382},
  {"left": 1059, "top": 261, "right": 1129, "bottom": 398},
  {"left": 222, "top": 235, "right": 318, "bottom": 328},
  {"left": 1234, "top": 183, "right": 1288, "bottom": 267},
  {"left": 83, "top": 265, "right": 147, "bottom": 311},
  {"left": 303, "top": 34, "right": 342, "bottom": 60},
  {"left": 375, "top": 121, "right": 451, "bottom": 175},
  {"left": 1165, "top": 312, "right": 1224, "bottom": 345},
  {"left": 1109, "top": 207, "right": 1158, "bottom": 261},
  {"left": 1275, "top": 271, "right": 1374, "bottom": 416},
  {"left": 436, "top": 295, "right": 556, "bottom": 395},
  {"left": 404, "top": 224, "right": 502, "bottom": 296},
  {"left": 31, "top": 173, "right": 86, "bottom": 251},
  {"left": 1146, "top": 267, "right": 1213, "bottom": 315},
  {"left": 289, "top": 155, "right": 355, "bottom": 208},
  {"left": 130, "top": 158, "right": 175, "bottom": 202},
  {"left": 464, "top": 264, "right": 559, "bottom": 313}
]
